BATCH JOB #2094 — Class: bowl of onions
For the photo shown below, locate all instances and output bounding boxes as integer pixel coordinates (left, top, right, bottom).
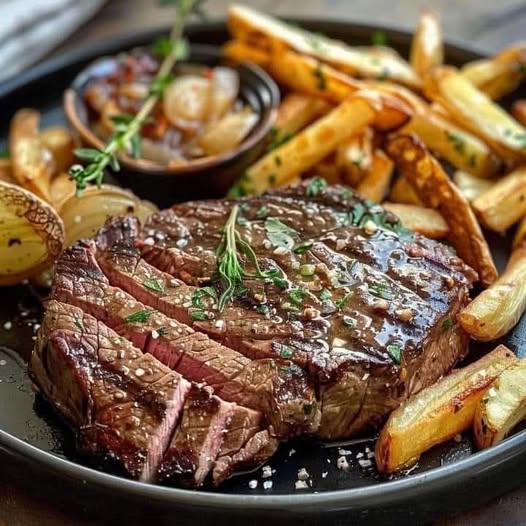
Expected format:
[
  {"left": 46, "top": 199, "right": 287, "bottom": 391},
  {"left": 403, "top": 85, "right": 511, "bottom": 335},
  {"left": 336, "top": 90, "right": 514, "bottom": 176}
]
[{"left": 64, "top": 44, "right": 279, "bottom": 205}]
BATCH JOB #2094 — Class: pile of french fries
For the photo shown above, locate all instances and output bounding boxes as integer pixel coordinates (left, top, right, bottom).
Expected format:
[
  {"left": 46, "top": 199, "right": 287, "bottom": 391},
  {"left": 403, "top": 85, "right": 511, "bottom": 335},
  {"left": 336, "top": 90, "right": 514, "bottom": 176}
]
[{"left": 225, "top": 4, "right": 526, "bottom": 471}]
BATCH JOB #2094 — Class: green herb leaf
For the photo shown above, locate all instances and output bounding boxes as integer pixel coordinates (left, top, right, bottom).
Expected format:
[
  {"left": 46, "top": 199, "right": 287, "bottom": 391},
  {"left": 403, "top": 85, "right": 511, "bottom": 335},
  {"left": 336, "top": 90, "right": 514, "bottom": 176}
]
[
  {"left": 320, "top": 288, "right": 332, "bottom": 301},
  {"left": 289, "top": 287, "right": 307, "bottom": 306},
  {"left": 143, "top": 278, "right": 165, "bottom": 294},
  {"left": 256, "top": 206, "right": 268, "bottom": 219},
  {"left": 125, "top": 309, "right": 155, "bottom": 324},
  {"left": 306, "top": 176, "right": 327, "bottom": 197},
  {"left": 264, "top": 217, "right": 297, "bottom": 250},
  {"left": 277, "top": 344, "right": 294, "bottom": 359},
  {"left": 74, "top": 148, "right": 103, "bottom": 162},
  {"left": 190, "top": 309, "right": 207, "bottom": 321},
  {"left": 303, "top": 402, "right": 314, "bottom": 415},
  {"left": 441, "top": 318, "right": 453, "bottom": 332},
  {"left": 371, "top": 30, "right": 387, "bottom": 46},
  {"left": 191, "top": 287, "right": 218, "bottom": 309},
  {"left": 335, "top": 291, "right": 353, "bottom": 310},
  {"left": 342, "top": 315, "right": 355, "bottom": 328},
  {"left": 387, "top": 344, "right": 402, "bottom": 364},
  {"left": 293, "top": 239, "right": 314, "bottom": 255},
  {"left": 152, "top": 35, "right": 174, "bottom": 59},
  {"left": 369, "top": 281, "right": 393, "bottom": 300},
  {"left": 312, "top": 61, "right": 327, "bottom": 90},
  {"left": 236, "top": 216, "right": 249, "bottom": 227},
  {"left": 445, "top": 131, "right": 466, "bottom": 155},
  {"left": 268, "top": 128, "right": 293, "bottom": 152}
]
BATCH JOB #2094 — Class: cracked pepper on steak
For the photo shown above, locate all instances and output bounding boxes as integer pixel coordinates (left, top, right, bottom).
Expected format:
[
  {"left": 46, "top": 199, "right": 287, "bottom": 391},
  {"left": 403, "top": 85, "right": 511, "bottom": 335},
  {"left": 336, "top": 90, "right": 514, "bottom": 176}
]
[{"left": 30, "top": 181, "right": 475, "bottom": 486}]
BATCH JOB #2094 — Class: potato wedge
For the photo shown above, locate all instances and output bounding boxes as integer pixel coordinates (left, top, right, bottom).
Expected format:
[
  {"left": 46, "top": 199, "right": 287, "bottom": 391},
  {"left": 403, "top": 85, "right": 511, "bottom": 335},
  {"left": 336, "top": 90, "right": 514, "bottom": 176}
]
[
  {"left": 387, "top": 134, "right": 498, "bottom": 286},
  {"left": 473, "top": 359, "right": 526, "bottom": 449},
  {"left": 0, "top": 181, "right": 64, "bottom": 285},
  {"left": 452, "top": 170, "right": 495, "bottom": 202},
  {"left": 336, "top": 128, "right": 374, "bottom": 187},
  {"left": 423, "top": 66, "right": 526, "bottom": 161},
  {"left": 410, "top": 10, "right": 443, "bottom": 77},
  {"left": 228, "top": 4, "right": 421, "bottom": 89},
  {"left": 458, "top": 245, "right": 526, "bottom": 341},
  {"left": 356, "top": 149, "right": 394, "bottom": 202},
  {"left": 512, "top": 99, "right": 526, "bottom": 127},
  {"left": 239, "top": 95, "right": 377, "bottom": 194},
  {"left": 222, "top": 39, "right": 270, "bottom": 67},
  {"left": 513, "top": 215, "right": 526, "bottom": 249},
  {"left": 375, "top": 345, "right": 516, "bottom": 473},
  {"left": 0, "top": 159, "right": 16, "bottom": 184},
  {"left": 382, "top": 202, "right": 449, "bottom": 239},
  {"left": 388, "top": 175, "right": 423, "bottom": 205},
  {"left": 472, "top": 166, "right": 526, "bottom": 232},
  {"left": 9, "top": 109, "right": 55, "bottom": 201},
  {"left": 49, "top": 172, "right": 76, "bottom": 209},
  {"left": 40, "top": 126, "right": 75, "bottom": 174},
  {"left": 59, "top": 185, "right": 157, "bottom": 247},
  {"left": 461, "top": 43, "right": 526, "bottom": 100}
]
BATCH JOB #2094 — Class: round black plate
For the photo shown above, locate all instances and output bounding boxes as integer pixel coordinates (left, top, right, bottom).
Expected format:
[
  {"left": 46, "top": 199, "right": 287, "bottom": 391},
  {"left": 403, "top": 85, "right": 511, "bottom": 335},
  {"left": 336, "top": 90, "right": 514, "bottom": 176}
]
[{"left": 0, "top": 19, "right": 525, "bottom": 526}]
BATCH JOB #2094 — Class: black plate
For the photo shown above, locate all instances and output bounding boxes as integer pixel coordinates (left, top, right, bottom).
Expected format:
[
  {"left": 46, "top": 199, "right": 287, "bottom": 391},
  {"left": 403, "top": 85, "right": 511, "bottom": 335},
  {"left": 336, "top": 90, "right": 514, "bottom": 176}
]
[{"left": 1, "top": 20, "right": 525, "bottom": 526}]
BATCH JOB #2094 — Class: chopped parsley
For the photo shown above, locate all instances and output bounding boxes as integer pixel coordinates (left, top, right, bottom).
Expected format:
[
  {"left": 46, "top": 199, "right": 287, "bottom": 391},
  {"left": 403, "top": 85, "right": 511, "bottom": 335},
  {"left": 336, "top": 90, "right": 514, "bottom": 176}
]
[
  {"left": 312, "top": 61, "right": 327, "bottom": 90},
  {"left": 256, "top": 206, "right": 269, "bottom": 219},
  {"left": 268, "top": 173, "right": 277, "bottom": 185},
  {"left": 143, "top": 278, "right": 165, "bottom": 294},
  {"left": 441, "top": 318, "right": 453, "bottom": 332},
  {"left": 190, "top": 310, "right": 207, "bottom": 321},
  {"left": 342, "top": 316, "right": 356, "bottom": 328},
  {"left": 387, "top": 344, "right": 402, "bottom": 364},
  {"left": 278, "top": 344, "right": 295, "bottom": 359},
  {"left": 369, "top": 282, "right": 393, "bottom": 300},
  {"left": 289, "top": 287, "right": 307, "bottom": 306},
  {"left": 445, "top": 131, "right": 466, "bottom": 155},
  {"left": 341, "top": 188, "right": 353, "bottom": 201},
  {"left": 320, "top": 288, "right": 332, "bottom": 301},
  {"left": 191, "top": 287, "right": 218, "bottom": 309},
  {"left": 265, "top": 217, "right": 297, "bottom": 250},
  {"left": 293, "top": 239, "right": 314, "bottom": 255},
  {"left": 236, "top": 216, "right": 249, "bottom": 227},
  {"left": 306, "top": 176, "right": 327, "bottom": 197},
  {"left": 371, "top": 30, "right": 387, "bottom": 46},
  {"left": 268, "top": 128, "right": 293, "bottom": 152},
  {"left": 335, "top": 291, "right": 353, "bottom": 310},
  {"left": 257, "top": 304, "right": 269, "bottom": 315},
  {"left": 274, "top": 155, "right": 282, "bottom": 167},
  {"left": 125, "top": 309, "right": 155, "bottom": 324}
]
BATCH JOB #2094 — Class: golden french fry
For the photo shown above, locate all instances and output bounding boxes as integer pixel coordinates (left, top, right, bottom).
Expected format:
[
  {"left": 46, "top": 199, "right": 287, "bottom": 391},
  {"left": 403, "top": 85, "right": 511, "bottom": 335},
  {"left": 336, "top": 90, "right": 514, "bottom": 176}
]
[
  {"left": 222, "top": 39, "right": 270, "bottom": 67},
  {"left": 473, "top": 359, "right": 526, "bottom": 450},
  {"left": 388, "top": 175, "right": 423, "bottom": 205},
  {"left": 336, "top": 127, "right": 374, "bottom": 187},
  {"left": 227, "top": 4, "right": 421, "bottom": 89},
  {"left": 458, "top": 246, "right": 526, "bottom": 341},
  {"left": 461, "top": 43, "right": 526, "bottom": 100},
  {"left": 410, "top": 10, "right": 443, "bottom": 77},
  {"left": 239, "top": 95, "right": 377, "bottom": 194},
  {"left": 452, "top": 170, "right": 496, "bottom": 202},
  {"left": 50, "top": 172, "right": 76, "bottom": 209},
  {"left": 513, "top": 215, "right": 526, "bottom": 249},
  {"left": 356, "top": 149, "right": 394, "bottom": 202},
  {"left": 511, "top": 99, "right": 526, "bottom": 127},
  {"left": 309, "top": 154, "right": 342, "bottom": 185},
  {"left": 423, "top": 66, "right": 526, "bottom": 161},
  {"left": 382, "top": 202, "right": 449, "bottom": 239},
  {"left": 9, "top": 109, "right": 54, "bottom": 202},
  {"left": 40, "top": 126, "right": 76, "bottom": 174},
  {"left": 375, "top": 345, "right": 516, "bottom": 474},
  {"left": 472, "top": 166, "right": 526, "bottom": 232},
  {"left": 387, "top": 134, "right": 497, "bottom": 286}
]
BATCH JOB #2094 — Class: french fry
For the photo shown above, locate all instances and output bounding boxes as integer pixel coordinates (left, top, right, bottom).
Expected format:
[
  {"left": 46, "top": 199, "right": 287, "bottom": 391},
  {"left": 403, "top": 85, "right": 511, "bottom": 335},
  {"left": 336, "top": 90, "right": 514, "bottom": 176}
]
[
  {"left": 228, "top": 3, "right": 422, "bottom": 89},
  {"left": 40, "top": 126, "right": 76, "bottom": 174},
  {"left": 356, "top": 149, "right": 394, "bottom": 202},
  {"left": 382, "top": 202, "right": 449, "bottom": 239},
  {"left": 452, "top": 170, "right": 495, "bottom": 202},
  {"left": 458, "top": 245, "right": 526, "bottom": 341},
  {"left": 375, "top": 345, "right": 516, "bottom": 473},
  {"left": 511, "top": 99, "right": 526, "bottom": 127},
  {"left": 336, "top": 128, "right": 374, "bottom": 187},
  {"left": 9, "top": 109, "right": 54, "bottom": 202},
  {"left": 387, "top": 134, "right": 498, "bottom": 286},
  {"left": 473, "top": 359, "right": 526, "bottom": 449},
  {"left": 222, "top": 39, "right": 270, "bottom": 67},
  {"left": 423, "top": 66, "right": 526, "bottom": 161},
  {"left": 309, "top": 153, "right": 342, "bottom": 185},
  {"left": 410, "top": 10, "right": 444, "bottom": 77},
  {"left": 472, "top": 166, "right": 526, "bottom": 232},
  {"left": 240, "top": 95, "right": 377, "bottom": 194},
  {"left": 513, "top": 215, "right": 526, "bottom": 249},
  {"left": 461, "top": 43, "right": 526, "bottom": 100},
  {"left": 388, "top": 175, "right": 423, "bottom": 205},
  {"left": 0, "top": 159, "right": 16, "bottom": 184}
]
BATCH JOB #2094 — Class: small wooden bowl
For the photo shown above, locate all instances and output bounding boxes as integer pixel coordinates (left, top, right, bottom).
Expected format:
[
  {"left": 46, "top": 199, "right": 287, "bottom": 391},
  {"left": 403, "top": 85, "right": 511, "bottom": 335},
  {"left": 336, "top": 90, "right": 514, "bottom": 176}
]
[{"left": 64, "top": 44, "right": 280, "bottom": 207}]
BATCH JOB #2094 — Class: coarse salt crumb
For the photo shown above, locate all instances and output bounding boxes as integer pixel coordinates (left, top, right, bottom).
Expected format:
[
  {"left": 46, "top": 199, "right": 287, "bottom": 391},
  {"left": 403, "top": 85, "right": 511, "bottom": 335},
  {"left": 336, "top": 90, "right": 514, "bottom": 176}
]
[
  {"left": 356, "top": 452, "right": 364, "bottom": 459},
  {"left": 261, "top": 466, "right": 273, "bottom": 479},
  {"left": 263, "top": 480, "right": 273, "bottom": 490},
  {"left": 367, "top": 451, "right": 375, "bottom": 459},
  {"left": 362, "top": 373, "right": 370, "bottom": 381},
  {"left": 337, "top": 456, "right": 351, "bottom": 472},
  {"left": 135, "top": 368, "right": 145, "bottom": 377},
  {"left": 297, "top": 468, "right": 309, "bottom": 481},
  {"left": 0, "top": 360, "right": 6, "bottom": 366},
  {"left": 151, "top": 330, "right": 160, "bottom": 340},
  {"left": 338, "top": 449, "right": 352, "bottom": 456},
  {"left": 454, "top": 434, "right": 462, "bottom": 442},
  {"left": 3, "top": 321, "right": 12, "bottom": 330},
  {"left": 321, "top": 472, "right": 328, "bottom": 479},
  {"left": 74, "top": 215, "right": 82, "bottom": 224},
  {"left": 143, "top": 237, "right": 155, "bottom": 246},
  {"left": 289, "top": 448, "right": 296, "bottom": 457},
  {"left": 295, "top": 480, "right": 309, "bottom": 490},
  {"left": 248, "top": 480, "right": 258, "bottom": 489},
  {"left": 358, "top": 459, "right": 372, "bottom": 468}
]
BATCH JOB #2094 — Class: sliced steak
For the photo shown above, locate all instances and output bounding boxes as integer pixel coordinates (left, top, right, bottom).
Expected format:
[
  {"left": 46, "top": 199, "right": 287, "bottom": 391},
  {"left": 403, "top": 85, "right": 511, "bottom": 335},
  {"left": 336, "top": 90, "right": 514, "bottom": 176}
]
[
  {"left": 51, "top": 240, "right": 320, "bottom": 437},
  {"left": 217, "top": 404, "right": 262, "bottom": 458},
  {"left": 158, "top": 385, "right": 234, "bottom": 487},
  {"left": 30, "top": 300, "right": 191, "bottom": 482}
]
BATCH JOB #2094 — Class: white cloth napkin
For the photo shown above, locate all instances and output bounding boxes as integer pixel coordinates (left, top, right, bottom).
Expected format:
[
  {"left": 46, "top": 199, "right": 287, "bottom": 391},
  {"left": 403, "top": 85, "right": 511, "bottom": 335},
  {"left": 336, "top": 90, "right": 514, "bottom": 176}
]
[{"left": 0, "top": 0, "right": 105, "bottom": 82}]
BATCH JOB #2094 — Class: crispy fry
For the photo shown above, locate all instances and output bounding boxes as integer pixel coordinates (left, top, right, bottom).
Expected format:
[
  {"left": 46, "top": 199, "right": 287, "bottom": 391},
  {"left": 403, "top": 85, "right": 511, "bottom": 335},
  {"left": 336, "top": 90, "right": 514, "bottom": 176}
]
[
  {"left": 387, "top": 134, "right": 498, "bottom": 286},
  {"left": 336, "top": 128, "right": 374, "bottom": 187},
  {"left": 375, "top": 345, "right": 516, "bottom": 473},
  {"left": 423, "top": 66, "right": 526, "bottom": 161},
  {"left": 513, "top": 215, "right": 526, "bottom": 249},
  {"left": 511, "top": 99, "right": 526, "bottom": 127},
  {"left": 222, "top": 39, "right": 270, "bottom": 67},
  {"left": 0, "top": 159, "right": 16, "bottom": 184},
  {"left": 228, "top": 3, "right": 421, "bottom": 89},
  {"left": 458, "top": 245, "right": 526, "bottom": 340},
  {"left": 309, "top": 154, "right": 342, "bottom": 185},
  {"left": 40, "top": 126, "right": 76, "bottom": 174},
  {"left": 382, "top": 202, "right": 449, "bottom": 238},
  {"left": 410, "top": 10, "right": 444, "bottom": 77},
  {"left": 472, "top": 166, "right": 526, "bottom": 232},
  {"left": 473, "top": 359, "right": 526, "bottom": 449},
  {"left": 9, "top": 109, "right": 54, "bottom": 202},
  {"left": 452, "top": 170, "right": 496, "bottom": 202},
  {"left": 461, "top": 43, "right": 526, "bottom": 100},
  {"left": 388, "top": 175, "right": 423, "bottom": 205},
  {"left": 240, "top": 95, "right": 377, "bottom": 194},
  {"left": 356, "top": 149, "right": 394, "bottom": 202}
]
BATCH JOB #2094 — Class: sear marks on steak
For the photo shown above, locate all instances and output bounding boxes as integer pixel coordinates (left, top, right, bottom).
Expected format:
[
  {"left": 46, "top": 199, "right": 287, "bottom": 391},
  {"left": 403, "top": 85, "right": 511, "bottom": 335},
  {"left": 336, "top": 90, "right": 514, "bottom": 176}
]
[
  {"left": 158, "top": 385, "right": 234, "bottom": 487},
  {"left": 138, "top": 182, "right": 474, "bottom": 438},
  {"left": 51, "top": 239, "right": 320, "bottom": 438},
  {"left": 30, "top": 300, "right": 191, "bottom": 482}
]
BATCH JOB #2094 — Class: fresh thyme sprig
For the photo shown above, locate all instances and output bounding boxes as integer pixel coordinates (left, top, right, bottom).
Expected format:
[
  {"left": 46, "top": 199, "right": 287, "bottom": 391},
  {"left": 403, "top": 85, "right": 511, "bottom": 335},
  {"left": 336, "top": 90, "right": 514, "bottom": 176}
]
[
  {"left": 215, "top": 205, "right": 285, "bottom": 310},
  {"left": 69, "top": 0, "right": 200, "bottom": 194}
]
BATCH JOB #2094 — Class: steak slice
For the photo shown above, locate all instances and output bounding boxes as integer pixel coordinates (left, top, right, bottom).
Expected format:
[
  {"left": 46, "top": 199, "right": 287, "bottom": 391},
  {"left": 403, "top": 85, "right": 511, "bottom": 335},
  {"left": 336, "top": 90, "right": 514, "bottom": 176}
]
[
  {"left": 30, "top": 300, "right": 191, "bottom": 482},
  {"left": 51, "top": 240, "right": 320, "bottom": 437},
  {"left": 137, "top": 182, "right": 474, "bottom": 438},
  {"left": 158, "top": 385, "right": 234, "bottom": 487}
]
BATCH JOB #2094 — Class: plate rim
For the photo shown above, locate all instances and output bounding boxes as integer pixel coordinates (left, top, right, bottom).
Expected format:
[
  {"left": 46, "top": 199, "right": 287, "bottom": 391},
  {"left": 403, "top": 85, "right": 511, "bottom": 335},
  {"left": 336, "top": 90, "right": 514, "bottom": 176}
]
[{"left": 0, "top": 17, "right": 525, "bottom": 513}]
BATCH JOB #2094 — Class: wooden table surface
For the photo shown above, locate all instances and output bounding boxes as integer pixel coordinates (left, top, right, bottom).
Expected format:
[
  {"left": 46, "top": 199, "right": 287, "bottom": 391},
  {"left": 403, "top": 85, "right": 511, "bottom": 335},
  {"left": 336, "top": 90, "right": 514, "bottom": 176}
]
[{"left": 1, "top": 0, "right": 526, "bottom": 524}]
